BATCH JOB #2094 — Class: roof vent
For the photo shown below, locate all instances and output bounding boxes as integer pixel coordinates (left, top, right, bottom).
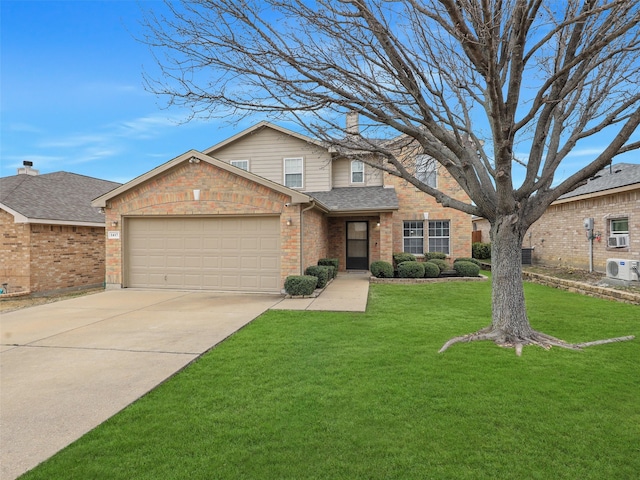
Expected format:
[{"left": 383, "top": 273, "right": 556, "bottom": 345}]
[{"left": 17, "top": 161, "right": 39, "bottom": 176}]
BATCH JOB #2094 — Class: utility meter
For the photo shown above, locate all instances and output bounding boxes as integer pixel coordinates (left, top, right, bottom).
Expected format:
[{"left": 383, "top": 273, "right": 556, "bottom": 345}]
[{"left": 583, "top": 218, "right": 594, "bottom": 230}]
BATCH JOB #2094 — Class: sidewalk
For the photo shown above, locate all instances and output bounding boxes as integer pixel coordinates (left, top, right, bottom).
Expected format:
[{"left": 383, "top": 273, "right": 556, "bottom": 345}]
[{"left": 271, "top": 272, "right": 370, "bottom": 312}]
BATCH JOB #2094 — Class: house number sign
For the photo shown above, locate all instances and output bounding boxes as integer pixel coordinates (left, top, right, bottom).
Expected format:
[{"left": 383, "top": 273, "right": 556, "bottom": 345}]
[{"left": 108, "top": 231, "right": 120, "bottom": 239}]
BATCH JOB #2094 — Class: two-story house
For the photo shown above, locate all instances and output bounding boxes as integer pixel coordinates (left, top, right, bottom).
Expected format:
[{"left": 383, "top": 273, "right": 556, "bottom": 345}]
[{"left": 92, "top": 121, "right": 471, "bottom": 293}]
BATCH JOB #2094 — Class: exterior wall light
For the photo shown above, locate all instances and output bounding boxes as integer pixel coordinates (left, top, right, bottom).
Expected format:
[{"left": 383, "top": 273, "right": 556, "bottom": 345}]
[
  {"left": 286, "top": 218, "right": 292, "bottom": 226},
  {"left": 193, "top": 189, "right": 201, "bottom": 201}
]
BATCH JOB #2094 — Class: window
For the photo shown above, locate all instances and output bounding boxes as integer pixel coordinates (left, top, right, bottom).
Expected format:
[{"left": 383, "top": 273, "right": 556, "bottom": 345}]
[
  {"left": 416, "top": 154, "right": 437, "bottom": 188},
  {"left": 351, "top": 160, "right": 364, "bottom": 183},
  {"left": 230, "top": 160, "right": 249, "bottom": 171},
  {"left": 428, "top": 220, "right": 450, "bottom": 255},
  {"left": 610, "top": 218, "right": 629, "bottom": 234},
  {"left": 284, "top": 157, "right": 303, "bottom": 188},
  {"left": 403, "top": 221, "right": 424, "bottom": 255}
]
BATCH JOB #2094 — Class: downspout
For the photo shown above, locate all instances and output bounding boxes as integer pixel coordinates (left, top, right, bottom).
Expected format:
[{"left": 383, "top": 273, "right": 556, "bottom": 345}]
[{"left": 300, "top": 200, "right": 316, "bottom": 274}]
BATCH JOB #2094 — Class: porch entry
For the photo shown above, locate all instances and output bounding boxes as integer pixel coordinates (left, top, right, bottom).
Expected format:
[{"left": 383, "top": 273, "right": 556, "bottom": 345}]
[{"left": 346, "top": 221, "right": 369, "bottom": 270}]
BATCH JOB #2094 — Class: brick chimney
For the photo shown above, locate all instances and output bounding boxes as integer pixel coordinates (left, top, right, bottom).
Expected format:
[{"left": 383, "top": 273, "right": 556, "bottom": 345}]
[
  {"left": 17, "top": 161, "right": 39, "bottom": 176},
  {"left": 346, "top": 111, "right": 359, "bottom": 136}
]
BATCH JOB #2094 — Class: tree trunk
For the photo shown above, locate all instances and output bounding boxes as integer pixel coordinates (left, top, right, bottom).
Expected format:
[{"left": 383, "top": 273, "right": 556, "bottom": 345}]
[
  {"left": 438, "top": 212, "right": 635, "bottom": 354},
  {"left": 489, "top": 215, "right": 533, "bottom": 342}
]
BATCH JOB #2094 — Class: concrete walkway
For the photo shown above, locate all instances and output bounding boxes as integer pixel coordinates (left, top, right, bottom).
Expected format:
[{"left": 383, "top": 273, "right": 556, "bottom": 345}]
[
  {"left": 271, "top": 272, "right": 370, "bottom": 312},
  {"left": 0, "top": 273, "right": 370, "bottom": 479}
]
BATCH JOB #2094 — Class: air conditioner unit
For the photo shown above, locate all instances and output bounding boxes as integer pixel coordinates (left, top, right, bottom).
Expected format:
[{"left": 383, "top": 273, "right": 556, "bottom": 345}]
[
  {"left": 606, "top": 259, "right": 640, "bottom": 281},
  {"left": 608, "top": 234, "right": 629, "bottom": 248}
]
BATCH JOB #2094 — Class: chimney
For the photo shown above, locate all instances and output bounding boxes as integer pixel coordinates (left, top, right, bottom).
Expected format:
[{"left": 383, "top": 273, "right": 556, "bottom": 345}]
[
  {"left": 346, "top": 111, "right": 359, "bottom": 136},
  {"left": 18, "top": 161, "right": 39, "bottom": 176}
]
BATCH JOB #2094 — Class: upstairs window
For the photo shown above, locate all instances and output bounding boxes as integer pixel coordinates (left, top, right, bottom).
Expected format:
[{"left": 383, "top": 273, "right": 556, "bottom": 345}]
[
  {"left": 403, "top": 220, "right": 424, "bottom": 255},
  {"left": 416, "top": 154, "right": 437, "bottom": 188},
  {"left": 351, "top": 160, "right": 364, "bottom": 183},
  {"left": 230, "top": 160, "right": 249, "bottom": 171},
  {"left": 284, "top": 157, "right": 303, "bottom": 188}
]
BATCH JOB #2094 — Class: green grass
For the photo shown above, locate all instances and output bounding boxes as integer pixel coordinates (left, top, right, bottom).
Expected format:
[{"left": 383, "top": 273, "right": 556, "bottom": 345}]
[{"left": 22, "top": 280, "right": 639, "bottom": 479}]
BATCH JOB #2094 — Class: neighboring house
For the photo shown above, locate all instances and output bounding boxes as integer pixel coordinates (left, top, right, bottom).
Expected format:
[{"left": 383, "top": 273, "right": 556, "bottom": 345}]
[
  {"left": 0, "top": 166, "right": 121, "bottom": 294},
  {"left": 92, "top": 121, "right": 471, "bottom": 293},
  {"left": 472, "top": 162, "right": 640, "bottom": 273}
]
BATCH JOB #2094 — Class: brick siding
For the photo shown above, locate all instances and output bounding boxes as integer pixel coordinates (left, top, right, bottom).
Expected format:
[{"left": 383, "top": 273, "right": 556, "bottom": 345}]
[
  {"left": 1, "top": 209, "right": 106, "bottom": 294},
  {"left": 105, "top": 161, "right": 295, "bottom": 287},
  {"left": 526, "top": 190, "right": 639, "bottom": 272},
  {"left": 385, "top": 169, "right": 472, "bottom": 262}
]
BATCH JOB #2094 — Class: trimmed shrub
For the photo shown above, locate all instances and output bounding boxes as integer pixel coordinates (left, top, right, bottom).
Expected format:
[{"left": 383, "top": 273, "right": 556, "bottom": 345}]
[
  {"left": 453, "top": 260, "right": 481, "bottom": 277},
  {"left": 472, "top": 242, "right": 491, "bottom": 259},
  {"left": 323, "top": 265, "right": 337, "bottom": 280},
  {"left": 284, "top": 275, "right": 318, "bottom": 296},
  {"left": 424, "top": 251, "right": 447, "bottom": 260},
  {"left": 429, "top": 259, "right": 448, "bottom": 272},
  {"left": 423, "top": 261, "right": 440, "bottom": 278},
  {"left": 393, "top": 252, "right": 417, "bottom": 266},
  {"left": 318, "top": 258, "right": 339, "bottom": 277},
  {"left": 305, "top": 265, "right": 331, "bottom": 289},
  {"left": 370, "top": 260, "right": 394, "bottom": 278},
  {"left": 398, "top": 261, "right": 425, "bottom": 278},
  {"left": 454, "top": 257, "right": 481, "bottom": 266}
]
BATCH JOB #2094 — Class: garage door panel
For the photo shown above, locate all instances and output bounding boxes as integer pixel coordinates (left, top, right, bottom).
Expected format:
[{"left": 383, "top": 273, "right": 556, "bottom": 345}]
[{"left": 127, "top": 217, "right": 280, "bottom": 293}]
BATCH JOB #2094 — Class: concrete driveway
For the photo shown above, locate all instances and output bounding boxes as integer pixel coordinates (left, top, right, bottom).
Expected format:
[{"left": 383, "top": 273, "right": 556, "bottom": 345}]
[{"left": 0, "top": 289, "right": 282, "bottom": 480}]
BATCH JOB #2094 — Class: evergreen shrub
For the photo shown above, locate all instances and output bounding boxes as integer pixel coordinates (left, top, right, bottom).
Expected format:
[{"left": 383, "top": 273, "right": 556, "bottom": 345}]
[
  {"left": 397, "top": 261, "right": 425, "bottom": 278},
  {"left": 472, "top": 242, "right": 491, "bottom": 259},
  {"left": 370, "top": 261, "right": 394, "bottom": 278},
  {"left": 423, "top": 261, "right": 440, "bottom": 278},
  {"left": 284, "top": 275, "right": 318, "bottom": 296},
  {"left": 453, "top": 261, "right": 481, "bottom": 277},
  {"left": 304, "top": 265, "right": 330, "bottom": 289}
]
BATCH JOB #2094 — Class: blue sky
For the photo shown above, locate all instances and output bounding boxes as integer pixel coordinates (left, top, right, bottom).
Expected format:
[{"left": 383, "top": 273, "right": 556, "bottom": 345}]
[
  {"left": 1, "top": 0, "right": 638, "bottom": 186},
  {"left": 1, "top": 0, "right": 245, "bottom": 183}
]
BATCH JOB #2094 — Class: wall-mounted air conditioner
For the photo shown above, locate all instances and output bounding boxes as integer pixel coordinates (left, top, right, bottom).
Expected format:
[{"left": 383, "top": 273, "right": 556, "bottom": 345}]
[
  {"left": 608, "top": 234, "right": 629, "bottom": 248},
  {"left": 606, "top": 259, "right": 639, "bottom": 281}
]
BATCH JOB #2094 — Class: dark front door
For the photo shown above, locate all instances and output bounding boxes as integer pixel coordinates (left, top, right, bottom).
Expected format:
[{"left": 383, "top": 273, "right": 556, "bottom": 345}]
[{"left": 346, "top": 221, "right": 369, "bottom": 270}]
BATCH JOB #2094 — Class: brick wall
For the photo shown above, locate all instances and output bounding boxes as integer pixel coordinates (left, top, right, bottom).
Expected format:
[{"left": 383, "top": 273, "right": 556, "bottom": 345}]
[
  {"left": 0, "top": 209, "right": 106, "bottom": 294},
  {"left": 385, "top": 168, "right": 472, "bottom": 261},
  {"left": 29, "top": 224, "right": 106, "bottom": 293},
  {"left": 0, "top": 209, "right": 30, "bottom": 293},
  {"left": 526, "top": 189, "right": 639, "bottom": 272},
  {"left": 105, "top": 161, "right": 296, "bottom": 287},
  {"left": 301, "top": 207, "right": 329, "bottom": 271}
]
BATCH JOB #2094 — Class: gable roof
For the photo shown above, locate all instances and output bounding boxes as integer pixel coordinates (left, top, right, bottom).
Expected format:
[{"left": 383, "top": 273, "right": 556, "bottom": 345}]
[
  {"left": 91, "top": 150, "right": 311, "bottom": 208},
  {"left": 0, "top": 172, "right": 121, "bottom": 226},
  {"left": 557, "top": 162, "right": 640, "bottom": 202},
  {"left": 307, "top": 187, "right": 399, "bottom": 214},
  {"left": 203, "top": 121, "right": 327, "bottom": 155}
]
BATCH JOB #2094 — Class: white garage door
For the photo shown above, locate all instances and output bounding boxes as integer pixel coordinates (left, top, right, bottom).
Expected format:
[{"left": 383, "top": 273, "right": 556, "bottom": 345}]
[{"left": 126, "top": 217, "right": 281, "bottom": 293}]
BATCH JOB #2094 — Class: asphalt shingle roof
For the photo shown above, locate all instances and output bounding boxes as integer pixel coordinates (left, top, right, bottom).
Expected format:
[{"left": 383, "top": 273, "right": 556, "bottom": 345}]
[
  {"left": 307, "top": 186, "right": 399, "bottom": 212},
  {"left": 560, "top": 163, "right": 640, "bottom": 199},
  {"left": 0, "top": 172, "right": 121, "bottom": 223}
]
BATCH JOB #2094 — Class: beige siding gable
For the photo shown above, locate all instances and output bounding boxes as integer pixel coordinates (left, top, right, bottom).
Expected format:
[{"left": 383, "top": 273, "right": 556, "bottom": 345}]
[
  {"left": 332, "top": 157, "right": 383, "bottom": 188},
  {"left": 208, "top": 126, "right": 332, "bottom": 192}
]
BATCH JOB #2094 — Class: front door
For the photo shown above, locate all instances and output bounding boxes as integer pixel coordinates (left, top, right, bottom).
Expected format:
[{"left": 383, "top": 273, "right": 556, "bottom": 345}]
[{"left": 346, "top": 221, "right": 369, "bottom": 270}]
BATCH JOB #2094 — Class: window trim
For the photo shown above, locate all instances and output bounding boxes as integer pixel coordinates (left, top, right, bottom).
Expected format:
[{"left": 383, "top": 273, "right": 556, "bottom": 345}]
[
  {"left": 230, "top": 159, "right": 249, "bottom": 171},
  {"left": 610, "top": 217, "right": 629, "bottom": 234},
  {"left": 403, "top": 220, "right": 425, "bottom": 255},
  {"left": 416, "top": 154, "right": 437, "bottom": 188},
  {"left": 283, "top": 157, "right": 304, "bottom": 189},
  {"left": 351, "top": 160, "right": 364, "bottom": 184},
  {"left": 428, "top": 219, "right": 451, "bottom": 255}
]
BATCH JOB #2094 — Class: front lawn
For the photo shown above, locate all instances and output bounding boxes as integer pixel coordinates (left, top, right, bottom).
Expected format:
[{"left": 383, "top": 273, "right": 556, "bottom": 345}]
[{"left": 22, "top": 281, "right": 639, "bottom": 479}]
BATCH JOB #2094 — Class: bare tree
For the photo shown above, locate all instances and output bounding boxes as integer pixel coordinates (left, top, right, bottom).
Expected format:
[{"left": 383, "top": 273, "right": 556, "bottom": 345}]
[{"left": 142, "top": 0, "right": 639, "bottom": 354}]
